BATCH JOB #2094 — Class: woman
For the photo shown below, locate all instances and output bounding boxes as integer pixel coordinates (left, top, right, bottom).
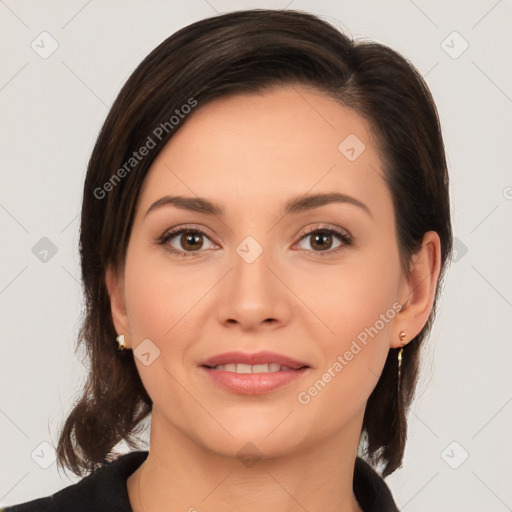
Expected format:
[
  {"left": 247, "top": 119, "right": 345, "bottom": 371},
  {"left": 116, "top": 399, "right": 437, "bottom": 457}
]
[{"left": 3, "top": 8, "right": 451, "bottom": 512}]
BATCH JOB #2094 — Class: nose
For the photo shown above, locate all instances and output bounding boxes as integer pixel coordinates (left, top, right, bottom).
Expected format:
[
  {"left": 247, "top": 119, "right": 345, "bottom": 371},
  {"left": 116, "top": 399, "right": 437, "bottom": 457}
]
[{"left": 215, "top": 241, "right": 292, "bottom": 332}]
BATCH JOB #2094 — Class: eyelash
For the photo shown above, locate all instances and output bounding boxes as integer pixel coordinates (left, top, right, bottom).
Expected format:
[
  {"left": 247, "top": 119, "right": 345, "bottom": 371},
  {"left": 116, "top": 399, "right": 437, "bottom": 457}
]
[{"left": 155, "top": 224, "right": 353, "bottom": 258}]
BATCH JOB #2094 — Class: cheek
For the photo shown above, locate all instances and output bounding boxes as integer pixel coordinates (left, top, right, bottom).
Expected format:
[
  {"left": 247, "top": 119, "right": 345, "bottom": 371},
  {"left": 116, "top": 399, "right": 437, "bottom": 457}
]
[
  {"left": 295, "top": 272, "right": 398, "bottom": 428},
  {"left": 297, "top": 247, "right": 401, "bottom": 396},
  {"left": 123, "top": 243, "right": 207, "bottom": 343},
  {"left": 122, "top": 247, "right": 206, "bottom": 407},
  {"left": 297, "top": 250, "right": 400, "bottom": 344}
]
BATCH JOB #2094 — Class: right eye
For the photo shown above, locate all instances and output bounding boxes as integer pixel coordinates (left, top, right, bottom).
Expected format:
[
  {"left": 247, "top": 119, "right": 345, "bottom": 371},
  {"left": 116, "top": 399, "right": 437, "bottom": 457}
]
[{"left": 156, "top": 226, "right": 217, "bottom": 257}]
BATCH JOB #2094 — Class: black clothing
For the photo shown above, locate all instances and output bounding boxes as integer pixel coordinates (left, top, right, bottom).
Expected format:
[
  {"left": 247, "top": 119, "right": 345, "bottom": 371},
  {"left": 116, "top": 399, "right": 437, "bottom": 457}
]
[{"left": 1, "top": 450, "right": 399, "bottom": 511}]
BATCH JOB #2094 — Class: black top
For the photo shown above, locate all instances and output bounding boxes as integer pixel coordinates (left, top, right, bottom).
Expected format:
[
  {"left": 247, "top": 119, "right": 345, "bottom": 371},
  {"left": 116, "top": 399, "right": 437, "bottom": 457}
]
[{"left": 1, "top": 451, "right": 399, "bottom": 511}]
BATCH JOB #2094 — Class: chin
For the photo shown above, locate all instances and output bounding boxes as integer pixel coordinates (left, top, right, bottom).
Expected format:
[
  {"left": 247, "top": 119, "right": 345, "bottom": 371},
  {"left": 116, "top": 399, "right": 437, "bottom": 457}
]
[{"left": 194, "top": 421, "right": 305, "bottom": 461}]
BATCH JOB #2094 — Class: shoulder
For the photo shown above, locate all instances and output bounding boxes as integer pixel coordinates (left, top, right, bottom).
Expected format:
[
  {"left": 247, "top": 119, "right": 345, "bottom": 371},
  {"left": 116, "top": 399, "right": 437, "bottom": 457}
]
[
  {"left": 1, "top": 451, "right": 148, "bottom": 512},
  {"left": 353, "top": 456, "right": 400, "bottom": 512}
]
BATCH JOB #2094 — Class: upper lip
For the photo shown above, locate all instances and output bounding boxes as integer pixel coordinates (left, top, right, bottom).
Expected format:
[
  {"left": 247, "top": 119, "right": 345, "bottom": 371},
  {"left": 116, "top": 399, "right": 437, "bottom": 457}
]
[{"left": 200, "top": 351, "right": 310, "bottom": 369}]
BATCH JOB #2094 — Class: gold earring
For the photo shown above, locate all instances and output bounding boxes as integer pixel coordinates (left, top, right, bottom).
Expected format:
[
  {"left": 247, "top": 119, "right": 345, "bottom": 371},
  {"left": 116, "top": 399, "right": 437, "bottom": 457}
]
[
  {"left": 116, "top": 334, "right": 126, "bottom": 351},
  {"left": 397, "top": 331, "right": 406, "bottom": 393}
]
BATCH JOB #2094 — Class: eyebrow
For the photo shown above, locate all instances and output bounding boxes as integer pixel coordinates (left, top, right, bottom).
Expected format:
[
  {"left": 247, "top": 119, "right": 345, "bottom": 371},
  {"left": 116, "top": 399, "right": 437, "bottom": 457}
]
[{"left": 144, "top": 192, "right": 372, "bottom": 219}]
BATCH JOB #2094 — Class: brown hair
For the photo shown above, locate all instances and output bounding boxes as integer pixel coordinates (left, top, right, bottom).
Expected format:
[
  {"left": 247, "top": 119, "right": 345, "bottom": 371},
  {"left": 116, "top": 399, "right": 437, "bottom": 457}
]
[{"left": 56, "top": 8, "right": 452, "bottom": 478}]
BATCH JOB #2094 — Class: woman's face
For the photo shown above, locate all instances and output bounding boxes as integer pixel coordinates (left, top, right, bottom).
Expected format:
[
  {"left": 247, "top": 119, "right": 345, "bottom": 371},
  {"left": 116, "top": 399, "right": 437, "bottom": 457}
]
[{"left": 108, "top": 85, "right": 418, "bottom": 459}]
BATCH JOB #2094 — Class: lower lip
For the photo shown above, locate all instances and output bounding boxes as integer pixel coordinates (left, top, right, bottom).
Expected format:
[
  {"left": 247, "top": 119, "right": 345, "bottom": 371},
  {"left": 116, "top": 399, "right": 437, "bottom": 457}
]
[{"left": 199, "top": 366, "right": 310, "bottom": 395}]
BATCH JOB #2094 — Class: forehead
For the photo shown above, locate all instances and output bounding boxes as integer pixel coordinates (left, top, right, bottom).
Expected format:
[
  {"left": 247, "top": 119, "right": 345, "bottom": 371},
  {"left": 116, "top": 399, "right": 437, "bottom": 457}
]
[{"left": 136, "top": 85, "right": 389, "bottom": 217}]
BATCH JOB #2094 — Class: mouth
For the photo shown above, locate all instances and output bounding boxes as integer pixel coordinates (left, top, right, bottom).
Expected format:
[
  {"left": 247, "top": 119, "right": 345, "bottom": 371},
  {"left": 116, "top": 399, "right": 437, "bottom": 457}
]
[
  {"left": 200, "top": 350, "right": 310, "bottom": 371},
  {"left": 198, "top": 351, "right": 311, "bottom": 395},
  {"left": 202, "top": 363, "right": 308, "bottom": 373}
]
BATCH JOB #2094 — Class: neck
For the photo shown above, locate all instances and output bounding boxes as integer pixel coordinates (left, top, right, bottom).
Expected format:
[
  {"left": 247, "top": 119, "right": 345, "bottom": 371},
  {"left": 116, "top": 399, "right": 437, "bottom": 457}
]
[{"left": 127, "top": 409, "right": 364, "bottom": 512}]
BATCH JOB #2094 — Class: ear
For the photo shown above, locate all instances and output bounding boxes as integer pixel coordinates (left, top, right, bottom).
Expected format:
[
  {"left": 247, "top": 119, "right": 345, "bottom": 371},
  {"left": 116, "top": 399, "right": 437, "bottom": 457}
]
[
  {"left": 392, "top": 231, "right": 442, "bottom": 348},
  {"left": 105, "top": 264, "right": 132, "bottom": 349}
]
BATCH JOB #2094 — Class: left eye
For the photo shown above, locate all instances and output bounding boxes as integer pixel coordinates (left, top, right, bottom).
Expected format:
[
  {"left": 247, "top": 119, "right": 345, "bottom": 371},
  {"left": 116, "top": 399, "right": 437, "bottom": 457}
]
[
  {"left": 296, "top": 229, "right": 349, "bottom": 253},
  {"left": 162, "top": 229, "right": 215, "bottom": 254}
]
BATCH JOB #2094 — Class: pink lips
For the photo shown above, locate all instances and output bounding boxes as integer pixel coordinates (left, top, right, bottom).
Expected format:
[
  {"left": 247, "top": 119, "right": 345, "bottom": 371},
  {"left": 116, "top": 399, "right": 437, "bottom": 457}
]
[{"left": 199, "top": 351, "right": 311, "bottom": 395}]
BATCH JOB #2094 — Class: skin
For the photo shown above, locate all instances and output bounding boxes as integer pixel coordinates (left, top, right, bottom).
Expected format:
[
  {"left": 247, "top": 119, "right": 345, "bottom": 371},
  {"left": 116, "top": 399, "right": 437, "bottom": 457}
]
[{"left": 106, "top": 85, "right": 441, "bottom": 512}]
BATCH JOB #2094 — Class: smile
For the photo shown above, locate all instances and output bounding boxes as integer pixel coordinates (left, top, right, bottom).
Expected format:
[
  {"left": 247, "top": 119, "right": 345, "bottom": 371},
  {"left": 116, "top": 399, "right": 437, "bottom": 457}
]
[{"left": 208, "top": 363, "right": 297, "bottom": 373}]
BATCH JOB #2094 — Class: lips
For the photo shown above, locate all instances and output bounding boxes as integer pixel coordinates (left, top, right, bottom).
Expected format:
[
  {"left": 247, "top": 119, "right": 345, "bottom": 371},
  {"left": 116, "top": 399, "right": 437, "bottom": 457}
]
[
  {"left": 200, "top": 350, "right": 310, "bottom": 370},
  {"left": 199, "top": 351, "right": 311, "bottom": 394}
]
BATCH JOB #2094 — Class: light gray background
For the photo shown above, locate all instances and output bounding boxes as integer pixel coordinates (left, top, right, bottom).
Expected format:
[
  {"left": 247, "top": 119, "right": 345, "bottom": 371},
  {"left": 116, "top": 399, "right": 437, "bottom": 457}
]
[{"left": 1, "top": 1, "right": 511, "bottom": 510}]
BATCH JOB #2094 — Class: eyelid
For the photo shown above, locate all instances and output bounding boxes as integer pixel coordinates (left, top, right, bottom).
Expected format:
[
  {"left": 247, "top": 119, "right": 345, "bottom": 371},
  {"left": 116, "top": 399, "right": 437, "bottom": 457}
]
[
  {"left": 298, "top": 223, "right": 352, "bottom": 240},
  {"left": 154, "top": 224, "right": 218, "bottom": 255}
]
